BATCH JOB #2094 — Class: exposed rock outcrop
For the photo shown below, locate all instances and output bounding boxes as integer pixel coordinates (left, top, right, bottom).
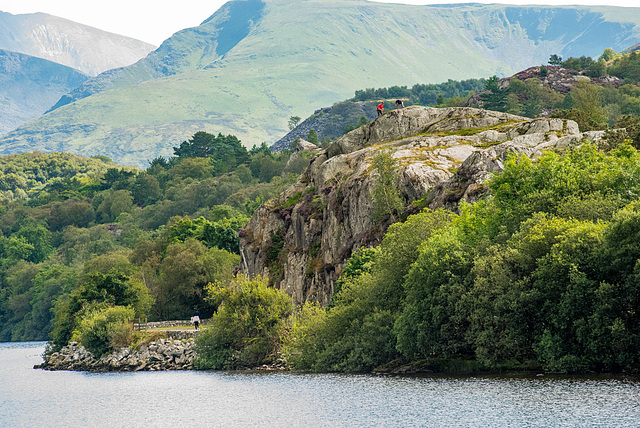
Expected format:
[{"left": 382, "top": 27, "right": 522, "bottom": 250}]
[
  {"left": 271, "top": 102, "right": 379, "bottom": 152},
  {"left": 36, "top": 339, "right": 197, "bottom": 372},
  {"left": 467, "top": 66, "right": 623, "bottom": 109},
  {"left": 239, "top": 106, "right": 602, "bottom": 306}
]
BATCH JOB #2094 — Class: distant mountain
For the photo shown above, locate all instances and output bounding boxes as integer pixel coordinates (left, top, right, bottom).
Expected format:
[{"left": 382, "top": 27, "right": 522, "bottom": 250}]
[
  {"left": 622, "top": 42, "right": 640, "bottom": 54},
  {"left": 0, "top": 49, "right": 88, "bottom": 135},
  {"left": 0, "top": 11, "right": 156, "bottom": 76},
  {"left": 1, "top": 0, "right": 640, "bottom": 167}
]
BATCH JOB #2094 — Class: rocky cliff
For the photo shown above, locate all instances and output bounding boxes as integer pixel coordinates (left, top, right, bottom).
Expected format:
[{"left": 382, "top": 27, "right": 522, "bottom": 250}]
[{"left": 239, "top": 106, "right": 604, "bottom": 306}]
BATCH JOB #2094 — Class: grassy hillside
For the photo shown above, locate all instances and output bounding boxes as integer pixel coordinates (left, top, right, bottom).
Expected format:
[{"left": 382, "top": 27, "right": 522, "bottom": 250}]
[
  {"left": 1, "top": 0, "right": 640, "bottom": 167},
  {"left": 0, "top": 49, "right": 88, "bottom": 135}
]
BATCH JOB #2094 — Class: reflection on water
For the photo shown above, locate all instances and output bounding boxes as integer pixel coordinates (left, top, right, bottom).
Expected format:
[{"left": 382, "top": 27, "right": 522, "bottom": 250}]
[{"left": 2, "top": 342, "right": 639, "bottom": 427}]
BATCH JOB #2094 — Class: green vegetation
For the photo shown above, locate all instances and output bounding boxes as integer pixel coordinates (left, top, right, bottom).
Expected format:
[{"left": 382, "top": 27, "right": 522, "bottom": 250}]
[
  {"left": 352, "top": 79, "right": 486, "bottom": 107},
  {"left": 5, "top": 2, "right": 637, "bottom": 166},
  {"left": 73, "top": 306, "right": 135, "bottom": 357},
  {"left": 307, "top": 129, "right": 319, "bottom": 145},
  {"left": 372, "top": 151, "right": 404, "bottom": 222},
  {"left": 0, "top": 152, "right": 120, "bottom": 201},
  {"left": 0, "top": 132, "right": 314, "bottom": 345},
  {"left": 288, "top": 116, "right": 301, "bottom": 131},
  {"left": 482, "top": 49, "right": 640, "bottom": 130},
  {"left": 195, "top": 275, "right": 293, "bottom": 369},
  {"left": 282, "top": 142, "right": 640, "bottom": 374}
]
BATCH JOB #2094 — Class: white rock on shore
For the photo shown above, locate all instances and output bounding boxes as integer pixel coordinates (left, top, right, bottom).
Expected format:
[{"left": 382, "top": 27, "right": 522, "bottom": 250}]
[{"left": 36, "top": 339, "right": 197, "bottom": 372}]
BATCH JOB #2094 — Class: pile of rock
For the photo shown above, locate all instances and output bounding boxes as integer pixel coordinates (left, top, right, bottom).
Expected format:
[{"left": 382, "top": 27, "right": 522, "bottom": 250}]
[
  {"left": 502, "top": 66, "right": 622, "bottom": 94},
  {"left": 36, "top": 338, "right": 197, "bottom": 372}
]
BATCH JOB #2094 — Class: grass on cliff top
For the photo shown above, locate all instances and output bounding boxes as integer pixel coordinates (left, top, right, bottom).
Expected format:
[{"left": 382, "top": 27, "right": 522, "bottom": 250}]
[{"left": 423, "top": 119, "right": 524, "bottom": 137}]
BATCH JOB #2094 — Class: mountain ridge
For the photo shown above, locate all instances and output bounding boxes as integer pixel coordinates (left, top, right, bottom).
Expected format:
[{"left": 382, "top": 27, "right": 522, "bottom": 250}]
[
  {"left": 1, "top": 0, "right": 640, "bottom": 167},
  {"left": 0, "top": 49, "right": 88, "bottom": 135},
  {"left": 0, "top": 10, "right": 156, "bottom": 76}
]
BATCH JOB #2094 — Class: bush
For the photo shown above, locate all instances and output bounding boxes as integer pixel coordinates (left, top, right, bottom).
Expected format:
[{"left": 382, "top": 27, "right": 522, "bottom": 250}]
[
  {"left": 195, "top": 275, "right": 293, "bottom": 369},
  {"left": 280, "top": 303, "right": 327, "bottom": 370},
  {"left": 74, "top": 306, "right": 135, "bottom": 357},
  {"left": 539, "top": 65, "right": 548, "bottom": 77}
]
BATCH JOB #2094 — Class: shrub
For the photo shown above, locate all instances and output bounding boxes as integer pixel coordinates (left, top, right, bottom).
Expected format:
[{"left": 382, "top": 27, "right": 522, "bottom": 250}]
[
  {"left": 280, "top": 303, "right": 328, "bottom": 370},
  {"left": 195, "top": 275, "right": 293, "bottom": 369},
  {"left": 74, "top": 306, "right": 135, "bottom": 357},
  {"left": 539, "top": 65, "right": 548, "bottom": 77}
]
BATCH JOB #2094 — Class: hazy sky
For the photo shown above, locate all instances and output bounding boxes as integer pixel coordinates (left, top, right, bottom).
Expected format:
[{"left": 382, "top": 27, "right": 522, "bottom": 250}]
[{"left": 1, "top": 0, "right": 638, "bottom": 45}]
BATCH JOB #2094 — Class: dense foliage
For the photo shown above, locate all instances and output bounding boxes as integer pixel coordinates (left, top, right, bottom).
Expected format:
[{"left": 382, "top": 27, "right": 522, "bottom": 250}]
[
  {"left": 480, "top": 50, "right": 640, "bottom": 130},
  {"left": 73, "top": 306, "right": 135, "bottom": 357},
  {"left": 283, "top": 142, "right": 640, "bottom": 374},
  {"left": 195, "top": 275, "right": 293, "bottom": 369},
  {"left": 0, "top": 152, "right": 120, "bottom": 201},
  {"left": 351, "top": 79, "right": 486, "bottom": 106},
  {"left": 0, "top": 133, "right": 313, "bottom": 344}
]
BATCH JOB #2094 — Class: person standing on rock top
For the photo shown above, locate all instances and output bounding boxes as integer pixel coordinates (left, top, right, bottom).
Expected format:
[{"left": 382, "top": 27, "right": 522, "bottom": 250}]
[
  {"left": 191, "top": 311, "right": 201, "bottom": 330},
  {"left": 395, "top": 99, "right": 404, "bottom": 109},
  {"left": 377, "top": 101, "right": 384, "bottom": 117}
]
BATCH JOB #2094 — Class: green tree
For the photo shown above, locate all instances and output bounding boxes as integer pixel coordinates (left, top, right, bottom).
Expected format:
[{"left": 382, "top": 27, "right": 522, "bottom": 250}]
[
  {"left": 288, "top": 116, "right": 302, "bottom": 130},
  {"left": 96, "top": 189, "right": 134, "bottom": 222},
  {"left": 598, "top": 48, "right": 617, "bottom": 62},
  {"left": 50, "top": 251, "right": 148, "bottom": 347},
  {"left": 131, "top": 173, "right": 162, "bottom": 206},
  {"left": 195, "top": 274, "right": 293, "bottom": 369},
  {"left": 539, "top": 65, "right": 548, "bottom": 77},
  {"left": 561, "top": 56, "right": 595, "bottom": 71},
  {"left": 395, "top": 225, "right": 474, "bottom": 360},
  {"left": 608, "top": 51, "right": 640, "bottom": 84},
  {"left": 371, "top": 151, "right": 404, "bottom": 222},
  {"left": 101, "top": 168, "right": 135, "bottom": 190},
  {"left": 173, "top": 132, "right": 249, "bottom": 175},
  {"left": 549, "top": 54, "right": 563, "bottom": 66},
  {"left": 307, "top": 129, "right": 319, "bottom": 145},
  {"left": 571, "top": 82, "right": 607, "bottom": 129},
  {"left": 481, "top": 76, "right": 509, "bottom": 112},
  {"left": 74, "top": 306, "right": 135, "bottom": 357},
  {"left": 149, "top": 239, "right": 238, "bottom": 320},
  {"left": 47, "top": 199, "right": 95, "bottom": 231},
  {"left": 15, "top": 224, "right": 53, "bottom": 264}
]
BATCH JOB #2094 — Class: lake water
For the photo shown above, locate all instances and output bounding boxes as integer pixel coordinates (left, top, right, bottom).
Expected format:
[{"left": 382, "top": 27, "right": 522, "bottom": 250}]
[{"left": 2, "top": 342, "right": 640, "bottom": 427}]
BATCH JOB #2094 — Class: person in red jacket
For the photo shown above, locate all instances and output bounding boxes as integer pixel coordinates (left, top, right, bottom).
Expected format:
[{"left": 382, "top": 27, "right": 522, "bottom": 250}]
[{"left": 377, "top": 101, "right": 384, "bottom": 117}]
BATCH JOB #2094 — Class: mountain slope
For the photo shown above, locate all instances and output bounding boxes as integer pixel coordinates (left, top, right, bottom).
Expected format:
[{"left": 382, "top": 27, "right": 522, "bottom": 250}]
[
  {"left": 0, "top": 49, "right": 88, "bottom": 135},
  {"left": 0, "top": 11, "right": 156, "bottom": 76},
  {"left": 1, "top": 0, "right": 639, "bottom": 167}
]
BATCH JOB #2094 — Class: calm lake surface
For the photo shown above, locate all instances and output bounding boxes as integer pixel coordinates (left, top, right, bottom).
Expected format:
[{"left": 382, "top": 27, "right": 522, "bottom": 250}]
[{"left": 2, "top": 342, "right": 640, "bottom": 427}]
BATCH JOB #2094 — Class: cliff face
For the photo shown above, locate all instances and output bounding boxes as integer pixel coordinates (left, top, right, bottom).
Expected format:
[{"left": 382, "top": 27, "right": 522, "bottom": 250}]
[{"left": 239, "top": 106, "right": 602, "bottom": 305}]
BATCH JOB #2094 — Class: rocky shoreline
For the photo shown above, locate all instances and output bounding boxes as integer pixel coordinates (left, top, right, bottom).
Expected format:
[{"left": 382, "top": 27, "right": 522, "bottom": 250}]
[{"left": 35, "top": 339, "right": 197, "bottom": 372}]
